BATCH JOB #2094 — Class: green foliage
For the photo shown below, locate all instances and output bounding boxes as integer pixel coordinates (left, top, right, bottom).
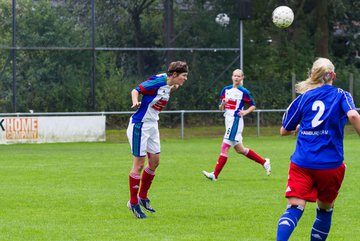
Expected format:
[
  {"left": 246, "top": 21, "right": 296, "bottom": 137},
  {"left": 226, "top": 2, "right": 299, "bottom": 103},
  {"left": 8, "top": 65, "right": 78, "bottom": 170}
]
[
  {"left": 0, "top": 0, "right": 358, "bottom": 113},
  {"left": 95, "top": 52, "right": 133, "bottom": 111}
]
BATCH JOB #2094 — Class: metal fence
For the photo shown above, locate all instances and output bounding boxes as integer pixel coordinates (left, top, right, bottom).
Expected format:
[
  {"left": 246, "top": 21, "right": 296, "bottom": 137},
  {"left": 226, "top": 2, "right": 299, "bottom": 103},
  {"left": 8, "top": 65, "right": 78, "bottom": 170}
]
[
  {"left": 0, "top": 109, "right": 285, "bottom": 138},
  {"left": 7, "top": 108, "right": 360, "bottom": 139}
]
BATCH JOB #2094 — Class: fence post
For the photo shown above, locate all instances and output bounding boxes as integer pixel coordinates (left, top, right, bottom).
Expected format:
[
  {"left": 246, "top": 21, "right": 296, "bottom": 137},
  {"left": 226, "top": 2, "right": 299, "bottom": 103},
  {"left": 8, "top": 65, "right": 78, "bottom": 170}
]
[
  {"left": 349, "top": 73, "right": 354, "bottom": 97},
  {"left": 292, "top": 73, "right": 296, "bottom": 100},
  {"left": 181, "top": 110, "right": 184, "bottom": 139},
  {"left": 257, "top": 110, "right": 260, "bottom": 137}
]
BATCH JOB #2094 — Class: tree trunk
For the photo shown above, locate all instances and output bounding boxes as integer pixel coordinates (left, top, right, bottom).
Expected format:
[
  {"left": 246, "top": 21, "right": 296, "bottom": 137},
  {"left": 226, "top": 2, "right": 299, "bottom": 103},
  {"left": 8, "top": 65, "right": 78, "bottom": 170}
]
[
  {"left": 132, "top": 13, "right": 145, "bottom": 76},
  {"left": 315, "top": 0, "right": 329, "bottom": 58},
  {"left": 164, "top": 0, "right": 174, "bottom": 66}
]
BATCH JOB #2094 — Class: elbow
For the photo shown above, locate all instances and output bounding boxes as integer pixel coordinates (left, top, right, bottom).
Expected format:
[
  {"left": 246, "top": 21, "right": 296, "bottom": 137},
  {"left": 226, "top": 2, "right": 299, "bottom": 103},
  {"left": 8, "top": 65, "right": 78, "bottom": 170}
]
[
  {"left": 348, "top": 112, "right": 360, "bottom": 123},
  {"left": 348, "top": 110, "right": 360, "bottom": 135},
  {"left": 279, "top": 127, "right": 287, "bottom": 136},
  {"left": 280, "top": 127, "right": 294, "bottom": 136}
]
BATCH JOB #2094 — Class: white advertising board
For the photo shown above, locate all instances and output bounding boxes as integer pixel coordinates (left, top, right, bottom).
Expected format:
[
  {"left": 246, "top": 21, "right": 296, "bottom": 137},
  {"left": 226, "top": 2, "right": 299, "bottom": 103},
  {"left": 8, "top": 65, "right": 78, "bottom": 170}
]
[{"left": 0, "top": 116, "right": 106, "bottom": 144}]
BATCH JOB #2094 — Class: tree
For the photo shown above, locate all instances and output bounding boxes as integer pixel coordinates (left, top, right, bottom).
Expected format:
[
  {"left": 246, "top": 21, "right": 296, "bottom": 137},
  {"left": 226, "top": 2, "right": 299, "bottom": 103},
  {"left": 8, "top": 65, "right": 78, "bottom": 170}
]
[
  {"left": 315, "top": 0, "right": 329, "bottom": 57},
  {"left": 0, "top": 0, "right": 358, "bottom": 113},
  {"left": 118, "top": 0, "right": 157, "bottom": 76},
  {"left": 14, "top": 0, "right": 91, "bottom": 112}
]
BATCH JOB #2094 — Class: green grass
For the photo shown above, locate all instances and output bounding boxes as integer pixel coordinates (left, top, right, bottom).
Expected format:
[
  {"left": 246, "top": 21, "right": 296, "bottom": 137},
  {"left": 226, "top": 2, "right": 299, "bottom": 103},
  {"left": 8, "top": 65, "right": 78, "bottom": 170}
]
[{"left": 0, "top": 129, "right": 359, "bottom": 240}]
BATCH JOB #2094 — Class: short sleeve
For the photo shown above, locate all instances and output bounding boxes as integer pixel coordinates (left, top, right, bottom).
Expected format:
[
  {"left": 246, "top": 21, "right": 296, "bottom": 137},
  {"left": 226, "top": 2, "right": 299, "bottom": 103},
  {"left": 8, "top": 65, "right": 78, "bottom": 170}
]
[
  {"left": 137, "top": 74, "right": 166, "bottom": 95},
  {"left": 243, "top": 89, "right": 256, "bottom": 106},
  {"left": 282, "top": 95, "right": 304, "bottom": 131},
  {"left": 341, "top": 91, "right": 356, "bottom": 114},
  {"left": 219, "top": 87, "right": 226, "bottom": 105}
]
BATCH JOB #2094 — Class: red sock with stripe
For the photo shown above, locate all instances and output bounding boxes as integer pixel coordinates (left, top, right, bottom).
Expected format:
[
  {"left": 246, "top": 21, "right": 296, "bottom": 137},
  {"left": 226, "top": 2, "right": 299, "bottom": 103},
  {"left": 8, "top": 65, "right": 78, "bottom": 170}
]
[
  {"left": 139, "top": 167, "right": 155, "bottom": 200},
  {"left": 129, "top": 172, "right": 140, "bottom": 205},
  {"left": 214, "top": 154, "right": 228, "bottom": 178},
  {"left": 245, "top": 149, "right": 265, "bottom": 165}
]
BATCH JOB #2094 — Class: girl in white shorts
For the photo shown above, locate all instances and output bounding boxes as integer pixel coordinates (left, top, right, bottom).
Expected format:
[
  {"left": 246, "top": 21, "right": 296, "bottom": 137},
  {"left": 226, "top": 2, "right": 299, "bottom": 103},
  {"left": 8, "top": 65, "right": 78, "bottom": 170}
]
[
  {"left": 126, "top": 61, "right": 189, "bottom": 219},
  {"left": 202, "top": 69, "right": 271, "bottom": 181}
]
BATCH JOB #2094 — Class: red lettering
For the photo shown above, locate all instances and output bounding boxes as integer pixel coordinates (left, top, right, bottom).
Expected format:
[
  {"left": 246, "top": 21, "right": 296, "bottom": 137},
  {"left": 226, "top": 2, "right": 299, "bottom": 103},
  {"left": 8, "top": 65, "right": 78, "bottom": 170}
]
[
  {"left": 152, "top": 99, "right": 168, "bottom": 111},
  {"left": 225, "top": 99, "right": 237, "bottom": 110}
]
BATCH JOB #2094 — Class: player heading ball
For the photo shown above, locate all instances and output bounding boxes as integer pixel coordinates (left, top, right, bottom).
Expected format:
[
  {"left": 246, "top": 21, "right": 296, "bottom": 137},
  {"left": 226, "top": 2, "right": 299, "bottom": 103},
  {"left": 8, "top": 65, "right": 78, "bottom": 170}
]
[{"left": 126, "top": 61, "right": 189, "bottom": 219}]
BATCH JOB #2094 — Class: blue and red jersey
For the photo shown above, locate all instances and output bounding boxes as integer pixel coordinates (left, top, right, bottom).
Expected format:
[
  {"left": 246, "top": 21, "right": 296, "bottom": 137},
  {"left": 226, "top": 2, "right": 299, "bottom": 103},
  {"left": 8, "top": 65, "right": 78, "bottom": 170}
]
[
  {"left": 282, "top": 84, "right": 356, "bottom": 169},
  {"left": 131, "top": 73, "right": 172, "bottom": 123},
  {"left": 219, "top": 85, "right": 256, "bottom": 117}
]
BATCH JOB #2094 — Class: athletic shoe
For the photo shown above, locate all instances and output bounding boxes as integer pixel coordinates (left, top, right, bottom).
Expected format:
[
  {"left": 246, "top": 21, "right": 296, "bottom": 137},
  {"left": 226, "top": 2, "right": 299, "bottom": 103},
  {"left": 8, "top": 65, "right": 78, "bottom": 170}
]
[
  {"left": 202, "top": 170, "right": 217, "bottom": 181},
  {"left": 138, "top": 196, "right": 156, "bottom": 213},
  {"left": 264, "top": 158, "right": 271, "bottom": 176},
  {"left": 127, "top": 201, "right": 147, "bottom": 219}
]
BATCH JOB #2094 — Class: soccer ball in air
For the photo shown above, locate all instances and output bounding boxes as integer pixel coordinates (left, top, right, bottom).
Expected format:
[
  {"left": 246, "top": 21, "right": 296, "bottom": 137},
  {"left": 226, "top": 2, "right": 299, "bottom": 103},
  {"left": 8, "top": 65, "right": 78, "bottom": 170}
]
[
  {"left": 215, "top": 13, "right": 230, "bottom": 27},
  {"left": 272, "top": 6, "right": 294, "bottom": 28}
]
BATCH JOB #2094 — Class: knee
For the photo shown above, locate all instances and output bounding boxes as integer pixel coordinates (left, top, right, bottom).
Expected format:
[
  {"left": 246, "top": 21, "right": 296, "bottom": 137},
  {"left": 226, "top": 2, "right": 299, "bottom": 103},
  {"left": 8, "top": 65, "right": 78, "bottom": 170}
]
[
  {"left": 236, "top": 147, "right": 248, "bottom": 155},
  {"left": 221, "top": 143, "right": 231, "bottom": 155},
  {"left": 149, "top": 161, "right": 160, "bottom": 170},
  {"left": 235, "top": 148, "right": 244, "bottom": 154},
  {"left": 148, "top": 155, "right": 160, "bottom": 170},
  {"left": 133, "top": 163, "right": 144, "bottom": 173}
]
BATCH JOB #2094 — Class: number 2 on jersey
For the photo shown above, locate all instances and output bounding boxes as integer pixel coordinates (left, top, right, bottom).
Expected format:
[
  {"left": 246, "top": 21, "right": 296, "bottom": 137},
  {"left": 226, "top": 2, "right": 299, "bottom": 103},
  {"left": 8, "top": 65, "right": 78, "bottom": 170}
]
[{"left": 311, "top": 100, "right": 325, "bottom": 128}]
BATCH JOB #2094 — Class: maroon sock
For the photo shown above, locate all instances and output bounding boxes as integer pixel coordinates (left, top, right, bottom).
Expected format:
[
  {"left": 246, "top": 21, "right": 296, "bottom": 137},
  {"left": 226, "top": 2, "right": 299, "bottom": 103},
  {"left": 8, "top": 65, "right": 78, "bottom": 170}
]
[
  {"left": 139, "top": 167, "right": 155, "bottom": 200},
  {"left": 129, "top": 172, "right": 140, "bottom": 205},
  {"left": 245, "top": 149, "right": 265, "bottom": 165},
  {"left": 214, "top": 155, "right": 228, "bottom": 178}
]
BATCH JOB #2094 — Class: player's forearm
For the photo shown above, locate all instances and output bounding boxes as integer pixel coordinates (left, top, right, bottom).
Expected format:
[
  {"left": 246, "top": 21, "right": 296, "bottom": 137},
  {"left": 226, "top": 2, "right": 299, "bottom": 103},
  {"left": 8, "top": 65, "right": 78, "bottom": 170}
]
[
  {"left": 280, "top": 126, "right": 298, "bottom": 136},
  {"left": 348, "top": 110, "right": 360, "bottom": 136},
  {"left": 245, "top": 106, "right": 256, "bottom": 115},
  {"left": 280, "top": 127, "right": 292, "bottom": 136},
  {"left": 219, "top": 99, "right": 226, "bottom": 110},
  {"left": 280, "top": 124, "right": 300, "bottom": 136},
  {"left": 131, "top": 89, "right": 140, "bottom": 106}
]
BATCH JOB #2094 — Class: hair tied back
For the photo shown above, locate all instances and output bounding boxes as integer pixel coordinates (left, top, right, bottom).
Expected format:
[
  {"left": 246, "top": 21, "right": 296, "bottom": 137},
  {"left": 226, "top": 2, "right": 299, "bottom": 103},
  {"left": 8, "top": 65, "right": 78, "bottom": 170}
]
[{"left": 322, "top": 71, "right": 336, "bottom": 82}]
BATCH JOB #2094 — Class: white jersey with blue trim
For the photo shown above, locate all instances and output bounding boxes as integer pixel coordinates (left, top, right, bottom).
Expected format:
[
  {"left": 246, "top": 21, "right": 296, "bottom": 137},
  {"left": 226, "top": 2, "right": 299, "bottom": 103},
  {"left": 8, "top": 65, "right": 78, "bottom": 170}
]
[
  {"left": 219, "top": 85, "right": 256, "bottom": 118},
  {"left": 282, "top": 84, "right": 356, "bottom": 169},
  {"left": 131, "top": 73, "right": 171, "bottom": 123}
]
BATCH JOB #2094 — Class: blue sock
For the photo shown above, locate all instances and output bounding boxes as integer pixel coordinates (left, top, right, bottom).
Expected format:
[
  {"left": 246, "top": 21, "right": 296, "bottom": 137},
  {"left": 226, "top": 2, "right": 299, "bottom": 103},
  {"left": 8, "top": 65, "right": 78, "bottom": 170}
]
[
  {"left": 276, "top": 205, "right": 304, "bottom": 241},
  {"left": 310, "top": 207, "right": 333, "bottom": 241}
]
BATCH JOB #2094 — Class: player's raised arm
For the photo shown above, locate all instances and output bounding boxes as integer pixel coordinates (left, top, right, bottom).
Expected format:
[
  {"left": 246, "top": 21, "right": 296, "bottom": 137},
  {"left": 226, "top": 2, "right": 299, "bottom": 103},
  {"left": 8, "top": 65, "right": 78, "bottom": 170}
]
[
  {"left": 347, "top": 109, "right": 360, "bottom": 136},
  {"left": 130, "top": 89, "right": 141, "bottom": 109}
]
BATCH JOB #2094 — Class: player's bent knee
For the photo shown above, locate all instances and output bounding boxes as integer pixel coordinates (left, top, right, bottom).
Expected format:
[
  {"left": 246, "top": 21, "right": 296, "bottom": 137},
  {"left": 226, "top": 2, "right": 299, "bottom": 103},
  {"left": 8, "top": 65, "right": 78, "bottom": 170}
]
[
  {"left": 221, "top": 142, "right": 231, "bottom": 155},
  {"left": 235, "top": 147, "right": 248, "bottom": 155}
]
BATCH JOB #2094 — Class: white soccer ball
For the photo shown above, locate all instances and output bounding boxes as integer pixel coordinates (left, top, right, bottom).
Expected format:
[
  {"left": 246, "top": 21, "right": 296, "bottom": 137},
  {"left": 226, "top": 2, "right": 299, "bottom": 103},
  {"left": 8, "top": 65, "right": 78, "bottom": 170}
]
[
  {"left": 272, "top": 6, "right": 294, "bottom": 28},
  {"left": 215, "top": 13, "right": 230, "bottom": 27}
]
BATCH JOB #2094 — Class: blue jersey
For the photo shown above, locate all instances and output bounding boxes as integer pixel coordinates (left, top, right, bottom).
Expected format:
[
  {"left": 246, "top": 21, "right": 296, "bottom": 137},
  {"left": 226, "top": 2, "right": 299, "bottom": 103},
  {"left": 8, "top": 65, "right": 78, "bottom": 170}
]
[
  {"left": 131, "top": 73, "right": 172, "bottom": 123},
  {"left": 282, "top": 85, "right": 356, "bottom": 169},
  {"left": 219, "top": 85, "right": 256, "bottom": 118}
]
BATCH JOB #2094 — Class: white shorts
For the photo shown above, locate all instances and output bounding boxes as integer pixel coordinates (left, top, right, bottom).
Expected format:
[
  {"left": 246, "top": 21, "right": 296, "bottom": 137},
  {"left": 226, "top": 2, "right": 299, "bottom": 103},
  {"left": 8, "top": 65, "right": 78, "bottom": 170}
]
[
  {"left": 223, "top": 116, "right": 244, "bottom": 146},
  {"left": 127, "top": 119, "right": 160, "bottom": 157}
]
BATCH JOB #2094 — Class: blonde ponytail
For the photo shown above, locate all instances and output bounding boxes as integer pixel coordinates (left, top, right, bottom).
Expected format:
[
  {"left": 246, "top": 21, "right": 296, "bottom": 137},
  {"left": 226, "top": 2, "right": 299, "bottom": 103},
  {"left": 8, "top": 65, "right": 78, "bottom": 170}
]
[{"left": 295, "top": 58, "right": 335, "bottom": 94}]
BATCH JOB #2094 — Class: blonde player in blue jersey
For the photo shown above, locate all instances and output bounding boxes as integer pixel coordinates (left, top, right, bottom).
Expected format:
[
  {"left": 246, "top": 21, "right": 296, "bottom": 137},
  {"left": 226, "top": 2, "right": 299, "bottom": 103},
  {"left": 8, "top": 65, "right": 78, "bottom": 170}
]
[
  {"left": 276, "top": 58, "right": 360, "bottom": 241},
  {"left": 202, "top": 69, "right": 271, "bottom": 181},
  {"left": 126, "top": 61, "right": 188, "bottom": 219}
]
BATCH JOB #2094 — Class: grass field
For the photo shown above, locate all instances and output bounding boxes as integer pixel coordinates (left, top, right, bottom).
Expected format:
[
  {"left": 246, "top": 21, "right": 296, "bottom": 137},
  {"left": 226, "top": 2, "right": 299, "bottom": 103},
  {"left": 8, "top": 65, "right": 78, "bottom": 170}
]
[{"left": 0, "top": 128, "right": 359, "bottom": 240}]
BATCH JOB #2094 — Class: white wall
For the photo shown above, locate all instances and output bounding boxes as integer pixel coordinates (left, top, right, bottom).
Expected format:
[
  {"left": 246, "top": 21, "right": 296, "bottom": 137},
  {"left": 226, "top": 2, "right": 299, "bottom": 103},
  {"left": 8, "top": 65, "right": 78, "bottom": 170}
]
[{"left": 0, "top": 116, "right": 106, "bottom": 144}]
